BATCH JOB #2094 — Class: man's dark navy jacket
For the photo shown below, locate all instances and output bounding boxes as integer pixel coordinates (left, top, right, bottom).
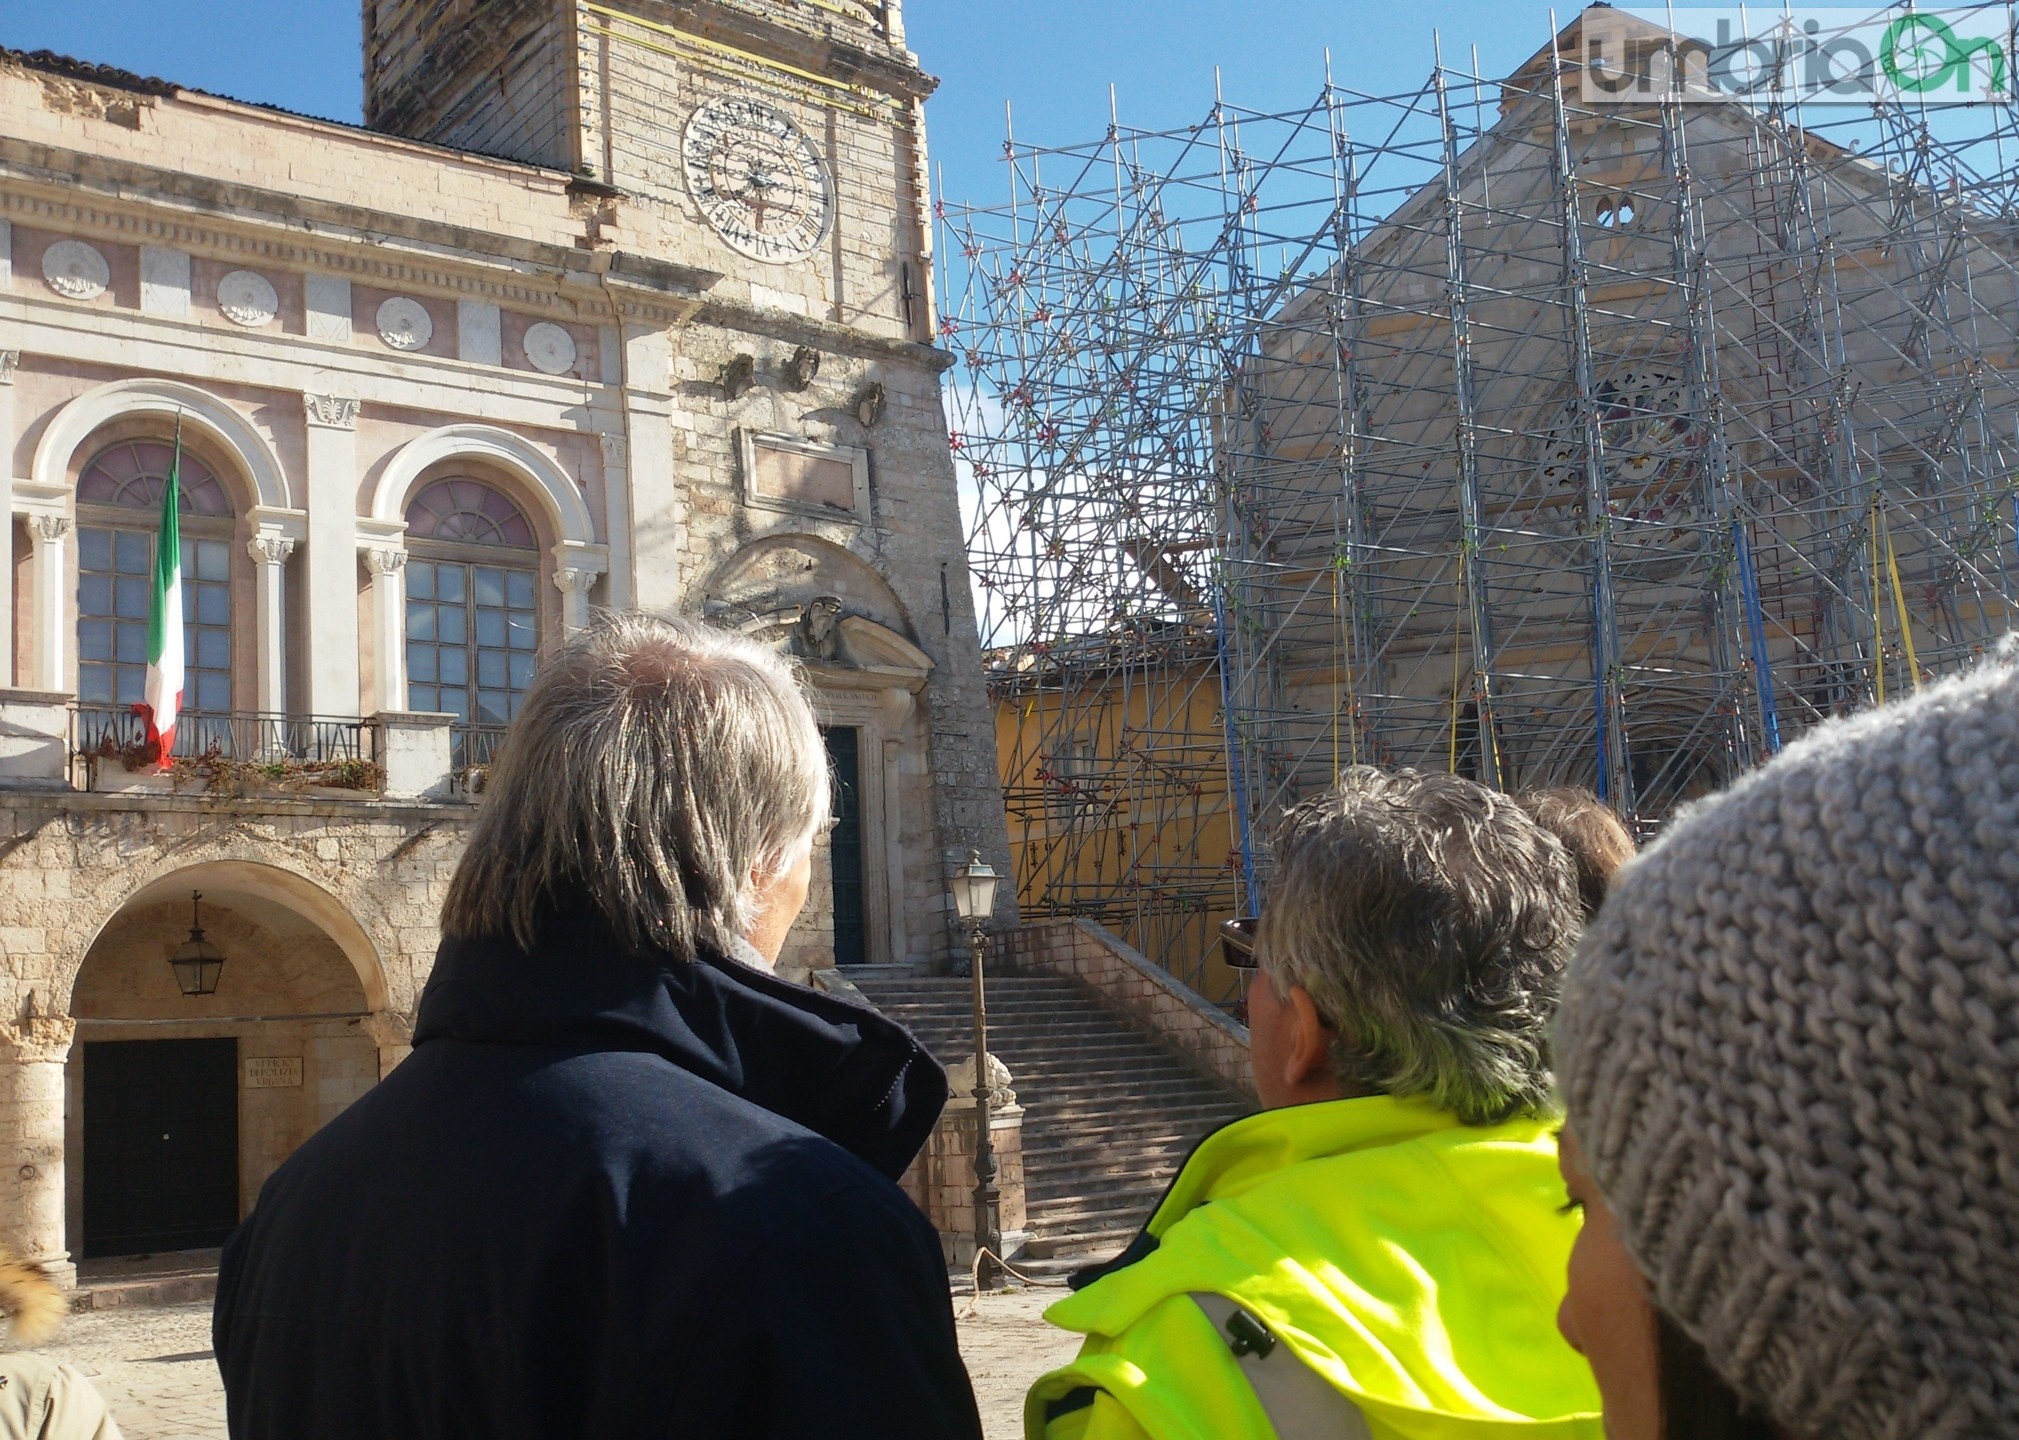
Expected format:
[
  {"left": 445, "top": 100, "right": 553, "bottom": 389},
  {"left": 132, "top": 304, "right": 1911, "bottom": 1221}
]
[{"left": 213, "top": 911, "right": 983, "bottom": 1440}]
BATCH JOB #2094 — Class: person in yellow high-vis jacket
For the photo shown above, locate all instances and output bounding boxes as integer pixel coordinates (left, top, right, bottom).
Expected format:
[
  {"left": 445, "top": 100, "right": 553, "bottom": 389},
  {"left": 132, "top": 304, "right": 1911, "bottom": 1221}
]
[{"left": 1026, "top": 768, "right": 1607, "bottom": 1440}]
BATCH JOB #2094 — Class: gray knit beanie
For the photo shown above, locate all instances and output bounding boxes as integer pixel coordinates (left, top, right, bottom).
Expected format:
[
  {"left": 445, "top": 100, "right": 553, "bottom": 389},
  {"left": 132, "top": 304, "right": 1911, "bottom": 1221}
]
[{"left": 1557, "top": 655, "right": 2019, "bottom": 1439}]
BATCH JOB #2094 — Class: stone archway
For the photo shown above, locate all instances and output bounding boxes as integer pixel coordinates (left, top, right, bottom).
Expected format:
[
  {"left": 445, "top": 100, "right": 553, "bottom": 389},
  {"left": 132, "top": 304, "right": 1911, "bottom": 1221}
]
[
  {"left": 4, "top": 860, "right": 401, "bottom": 1276},
  {"left": 701, "top": 531, "right": 937, "bottom": 976}
]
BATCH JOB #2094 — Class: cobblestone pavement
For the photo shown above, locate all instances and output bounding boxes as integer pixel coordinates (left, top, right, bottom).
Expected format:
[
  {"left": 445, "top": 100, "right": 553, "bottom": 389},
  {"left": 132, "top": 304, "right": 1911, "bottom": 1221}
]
[
  {"left": 35, "top": 1301, "right": 222, "bottom": 1440},
  {"left": 24, "top": 1287, "right": 1080, "bottom": 1439}
]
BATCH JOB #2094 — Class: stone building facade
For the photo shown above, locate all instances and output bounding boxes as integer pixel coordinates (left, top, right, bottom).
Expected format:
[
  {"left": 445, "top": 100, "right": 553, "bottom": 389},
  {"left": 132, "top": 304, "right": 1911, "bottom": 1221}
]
[{"left": 0, "top": 0, "right": 1009, "bottom": 1281}]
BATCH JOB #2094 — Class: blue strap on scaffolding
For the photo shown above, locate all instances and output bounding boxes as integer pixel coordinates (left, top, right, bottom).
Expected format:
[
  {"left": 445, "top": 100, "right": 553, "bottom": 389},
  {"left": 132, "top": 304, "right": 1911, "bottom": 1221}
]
[{"left": 1733, "top": 517, "right": 1783, "bottom": 755}]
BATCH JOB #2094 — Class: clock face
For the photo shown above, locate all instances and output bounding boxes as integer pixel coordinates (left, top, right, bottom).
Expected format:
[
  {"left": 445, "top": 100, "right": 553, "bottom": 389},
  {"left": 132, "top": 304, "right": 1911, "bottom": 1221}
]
[{"left": 682, "top": 96, "right": 835, "bottom": 264}]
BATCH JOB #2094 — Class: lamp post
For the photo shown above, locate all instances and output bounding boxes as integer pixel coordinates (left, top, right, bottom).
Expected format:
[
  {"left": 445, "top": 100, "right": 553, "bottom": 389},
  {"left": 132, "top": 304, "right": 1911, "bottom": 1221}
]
[
  {"left": 168, "top": 891, "right": 227, "bottom": 998},
  {"left": 948, "top": 849, "right": 1003, "bottom": 1290}
]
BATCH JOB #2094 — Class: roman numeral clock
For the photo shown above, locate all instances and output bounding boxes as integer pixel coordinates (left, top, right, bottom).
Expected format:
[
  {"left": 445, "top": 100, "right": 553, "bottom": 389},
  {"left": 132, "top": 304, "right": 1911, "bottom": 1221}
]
[{"left": 682, "top": 95, "right": 835, "bottom": 263}]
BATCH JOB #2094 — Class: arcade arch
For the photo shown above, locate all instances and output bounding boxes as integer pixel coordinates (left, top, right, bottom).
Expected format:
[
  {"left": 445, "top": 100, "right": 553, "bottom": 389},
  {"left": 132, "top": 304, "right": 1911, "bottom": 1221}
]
[{"left": 55, "top": 861, "right": 390, "bottom": 1262}]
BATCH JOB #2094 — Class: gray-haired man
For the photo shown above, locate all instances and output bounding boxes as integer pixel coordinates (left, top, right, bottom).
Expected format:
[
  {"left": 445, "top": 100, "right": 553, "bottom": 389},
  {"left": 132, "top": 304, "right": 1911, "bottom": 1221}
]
[
  {"left": 1026, "top": 767, "right": 1605, "bottom": 1440},
  {"left": 215, "top": 613, "right": 982, "bottom": 1440}
]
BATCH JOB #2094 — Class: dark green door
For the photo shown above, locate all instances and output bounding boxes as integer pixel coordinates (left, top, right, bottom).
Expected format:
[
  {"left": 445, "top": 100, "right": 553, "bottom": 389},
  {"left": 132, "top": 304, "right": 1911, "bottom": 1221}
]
[
  {"left": 82, "top": 1038, "right": 239, "bottom": 1257},
  {"left": 823, "top": 726, "right": 867, "bottom": 966}
]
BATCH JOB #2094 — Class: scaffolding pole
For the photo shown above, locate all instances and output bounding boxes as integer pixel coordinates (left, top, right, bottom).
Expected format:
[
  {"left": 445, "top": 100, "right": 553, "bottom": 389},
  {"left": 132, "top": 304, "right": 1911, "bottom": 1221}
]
[{"left": 941, "top": 7, "right": 2019, "bottom": 992}]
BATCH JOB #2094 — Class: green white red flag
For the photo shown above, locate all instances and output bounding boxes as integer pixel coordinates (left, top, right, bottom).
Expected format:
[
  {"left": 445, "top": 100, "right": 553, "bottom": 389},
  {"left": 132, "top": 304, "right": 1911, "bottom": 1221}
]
[{"left": 135, "top": 430, "right": 183, "bottom": 767}]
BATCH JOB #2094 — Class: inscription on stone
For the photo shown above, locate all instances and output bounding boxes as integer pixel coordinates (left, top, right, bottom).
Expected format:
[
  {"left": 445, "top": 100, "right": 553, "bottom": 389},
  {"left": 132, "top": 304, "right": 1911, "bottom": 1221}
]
[
  {"left": 244, "top": 1056, "right": 303, "bottom": 1089},
  {"left": 752, "top": 444, "right": 856, "bottom": 514}
]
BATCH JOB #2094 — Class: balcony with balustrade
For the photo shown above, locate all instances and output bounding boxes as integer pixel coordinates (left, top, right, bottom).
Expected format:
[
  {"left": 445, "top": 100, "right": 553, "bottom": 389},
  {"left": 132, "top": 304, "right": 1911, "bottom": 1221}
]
[{"left": 0, "top": 694, "right": 471, "bottom": 806}]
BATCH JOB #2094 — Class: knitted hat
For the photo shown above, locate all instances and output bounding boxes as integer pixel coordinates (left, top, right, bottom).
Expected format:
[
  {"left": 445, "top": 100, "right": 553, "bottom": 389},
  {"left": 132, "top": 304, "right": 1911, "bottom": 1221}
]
[{"left": 1557, "top": 656, "right": 2019, "bottom": 1439}]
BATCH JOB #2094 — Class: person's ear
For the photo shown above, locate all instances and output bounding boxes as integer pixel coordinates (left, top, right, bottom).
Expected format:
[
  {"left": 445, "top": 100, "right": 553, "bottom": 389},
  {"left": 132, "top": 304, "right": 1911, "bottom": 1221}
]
[{"left": 1280, "top": 983, "right": 1335, "bottom": 1094}]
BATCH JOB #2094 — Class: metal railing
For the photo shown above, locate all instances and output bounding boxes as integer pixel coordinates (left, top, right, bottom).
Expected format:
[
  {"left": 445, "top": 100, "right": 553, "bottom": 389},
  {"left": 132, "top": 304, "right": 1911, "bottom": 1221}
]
[
  {"left": 450, "top": 722, "right": 510, "bottom": 794},
  {"left": 71, "top": 706, "right": 375, "bottom": 789}
]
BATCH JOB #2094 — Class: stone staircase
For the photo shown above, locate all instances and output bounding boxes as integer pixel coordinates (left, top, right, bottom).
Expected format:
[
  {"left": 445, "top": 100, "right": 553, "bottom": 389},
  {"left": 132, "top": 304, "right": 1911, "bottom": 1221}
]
[{"left": 847, "top": 970, "right": 1251, "bottom": 1267}]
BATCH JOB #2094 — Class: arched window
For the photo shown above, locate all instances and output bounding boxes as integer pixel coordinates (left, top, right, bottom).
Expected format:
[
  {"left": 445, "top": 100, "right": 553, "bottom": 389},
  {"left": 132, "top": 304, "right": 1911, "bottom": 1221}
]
[
  {"left": 404, "top": 478, "right": 539, "bottom": 741},
  {"left": 75, "top": 439, "right": 235, "bottom": 713}
]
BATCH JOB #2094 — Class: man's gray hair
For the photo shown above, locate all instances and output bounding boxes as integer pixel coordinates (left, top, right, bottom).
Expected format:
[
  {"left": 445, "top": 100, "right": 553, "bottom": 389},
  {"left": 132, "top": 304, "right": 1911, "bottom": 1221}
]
[
  {"left": 442, "top": 611, "right": 831, "bottom": 960},
  {"left": 1257, "top": 766, "right": 1579, "bottom": 1125}
]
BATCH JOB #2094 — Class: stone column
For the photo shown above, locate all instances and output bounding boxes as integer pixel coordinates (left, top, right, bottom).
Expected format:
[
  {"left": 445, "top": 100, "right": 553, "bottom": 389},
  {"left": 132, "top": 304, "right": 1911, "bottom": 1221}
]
[
  {"left": 880, "top": 688, "right": 916, "bottom": 965},
  {"left": 0, "top": 1016, "right": 76, "bottom": 1286},
  {"left": 361, "top": 1010, "right": 413, "bottom": 1080},
  {"left": 26, "top": 516, "right": 71, "bottom": 693},
  {"left": 0, "top": 349, "right": 18, "bottom": 688},
  {"left": 619, "top": 327, "right": 677, "bottom": 615},
  {"left": 302, "top": 395, "right": 363, "bottom": 717},
  {"left": 596, "top": 432, "right": 636, "bottom": 609},
  {"left": 247, "top": 533, "right": 295, "bottom": 721},
  {"left": 362, "top": 546, "right": 407, "bottom": 713},
  {"left": 553, "top": 566, "right": 596, "bottom": 634}
]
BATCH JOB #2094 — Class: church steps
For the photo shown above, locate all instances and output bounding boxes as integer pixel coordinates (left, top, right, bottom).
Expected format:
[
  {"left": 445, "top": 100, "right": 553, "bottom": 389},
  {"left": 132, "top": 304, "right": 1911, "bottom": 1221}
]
[{"left": 843, "top": 970, "right": 1249, "bottom": 1269}]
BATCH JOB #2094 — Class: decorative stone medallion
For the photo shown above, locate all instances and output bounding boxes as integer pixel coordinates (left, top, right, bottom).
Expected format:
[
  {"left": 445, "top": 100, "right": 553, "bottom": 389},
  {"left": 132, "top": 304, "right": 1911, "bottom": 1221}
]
[
  {"left": 375, "top": 296, "right": 433, "bottom": 351},
  {"left": 217, "top": 270, "right": 280, "bottom": 327},
  {"left": 41, "top": 240, "right": 109, "bottom": 300},
  {"left": 522, "top": 322, "right": 578, "bottom": 375}
]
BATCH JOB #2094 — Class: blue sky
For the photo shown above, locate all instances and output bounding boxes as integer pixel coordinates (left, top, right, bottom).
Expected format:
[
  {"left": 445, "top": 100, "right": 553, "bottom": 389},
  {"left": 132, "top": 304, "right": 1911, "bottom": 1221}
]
[{"left": 0, "top": 1, "right": 1564, "bottom": 211}]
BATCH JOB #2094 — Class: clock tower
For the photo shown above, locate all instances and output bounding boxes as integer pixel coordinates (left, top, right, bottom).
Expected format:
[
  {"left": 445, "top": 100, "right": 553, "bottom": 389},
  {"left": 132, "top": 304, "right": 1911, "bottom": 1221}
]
[
  {"left": 359, "top": 0, "right": 1009, "bottom": 975},
  {"left": 363, "top": 0, "right": 937, "bottom": 343}
]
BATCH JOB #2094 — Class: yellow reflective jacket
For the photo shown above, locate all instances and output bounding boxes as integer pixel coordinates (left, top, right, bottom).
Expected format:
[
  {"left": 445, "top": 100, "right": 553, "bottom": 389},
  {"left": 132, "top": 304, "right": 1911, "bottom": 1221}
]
[{"left": 1024, "top": 1095, "right": 1605, "bottom": 1440}]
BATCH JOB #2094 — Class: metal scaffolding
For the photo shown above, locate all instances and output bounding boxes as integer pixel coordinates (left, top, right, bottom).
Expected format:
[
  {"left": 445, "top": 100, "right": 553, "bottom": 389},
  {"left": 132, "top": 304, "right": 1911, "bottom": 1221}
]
[{"left": 939, "top": 7, "right": 2019, "bottom": 995}]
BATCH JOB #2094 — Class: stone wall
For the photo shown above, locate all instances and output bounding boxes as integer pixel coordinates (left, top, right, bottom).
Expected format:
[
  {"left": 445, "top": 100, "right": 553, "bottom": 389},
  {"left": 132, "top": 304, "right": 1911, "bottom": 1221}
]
[
  {"left": 999, "top": 918, "right": 1256, "bottom": 1100},
  {"left": 0, "top": 1, "right": 1015, "bottom": 1273},
  {"left": 0, "top": 790, "right": 465, "bottom": 1032},
  {"left": 366, "top": 0, "right": 574, "bottom": 170},
  {"left": 0, "top": 33, "right": 1012, "bottom": 966},
  {"left": 0, "top": 788, "right": 469, "bottom": 1275}
]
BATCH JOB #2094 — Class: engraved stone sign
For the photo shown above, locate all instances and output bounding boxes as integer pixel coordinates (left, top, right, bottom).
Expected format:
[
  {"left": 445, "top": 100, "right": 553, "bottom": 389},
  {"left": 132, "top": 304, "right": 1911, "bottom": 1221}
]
[{"left": 244, "top": 1056, "right": 303, "bottom": 1089}]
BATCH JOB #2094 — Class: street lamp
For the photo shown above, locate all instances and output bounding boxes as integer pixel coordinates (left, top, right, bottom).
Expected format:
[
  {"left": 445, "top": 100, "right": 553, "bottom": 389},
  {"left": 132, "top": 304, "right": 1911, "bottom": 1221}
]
[
  {"left": 168, "top": 891, "right": 227, "bottom": 998},
  {"left": 948, "top": 849, "right": 1003, "bottom": 1290}
]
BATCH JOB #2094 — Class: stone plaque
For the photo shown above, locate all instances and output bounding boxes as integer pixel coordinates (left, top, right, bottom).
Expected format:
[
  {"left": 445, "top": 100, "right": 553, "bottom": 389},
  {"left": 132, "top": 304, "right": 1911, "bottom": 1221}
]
[
  {"left": 751, "top": 443, "right": 857, "bottom": 514},
  {"left": 243, "top": 1056, "right": 303, "bottom": 1089},
  {"left": 457, "top": 300, "right": 502, "bottom": 367},
  {"left": 304, "top": 274, "right": 352, "bottom": 342},
  {"left": 139, "top": 246, "right": 190, "bottom": 317}
]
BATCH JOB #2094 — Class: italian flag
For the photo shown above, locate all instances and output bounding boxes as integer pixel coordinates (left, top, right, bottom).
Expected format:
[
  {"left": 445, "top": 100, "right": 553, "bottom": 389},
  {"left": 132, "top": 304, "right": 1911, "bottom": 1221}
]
[{"left": 134, "top": 433, "right": 183, "bottom": 768}]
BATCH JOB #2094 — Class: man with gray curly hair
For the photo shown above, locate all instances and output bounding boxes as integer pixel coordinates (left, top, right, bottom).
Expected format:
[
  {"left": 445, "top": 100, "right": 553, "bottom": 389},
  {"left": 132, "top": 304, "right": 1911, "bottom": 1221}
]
[
  {"left": 1027, "top": 767, "right": 1604, "bottom": 1440},
  {"left": 216, "top": 612, "right": 981, "bottom": 1440}
]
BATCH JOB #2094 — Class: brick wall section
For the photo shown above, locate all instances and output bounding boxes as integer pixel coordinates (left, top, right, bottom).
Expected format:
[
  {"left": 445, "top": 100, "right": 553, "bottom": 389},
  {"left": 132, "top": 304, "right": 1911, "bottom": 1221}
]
[{"left": 998, "top": 918, "right": 1257, "bottom": 1101}]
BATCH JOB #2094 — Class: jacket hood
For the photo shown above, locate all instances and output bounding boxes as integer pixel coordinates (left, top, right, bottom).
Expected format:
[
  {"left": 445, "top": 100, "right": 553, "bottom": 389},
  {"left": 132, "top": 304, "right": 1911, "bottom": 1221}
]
[{"left": 412, "top": 908, "right": 946, "bottom": 1181}]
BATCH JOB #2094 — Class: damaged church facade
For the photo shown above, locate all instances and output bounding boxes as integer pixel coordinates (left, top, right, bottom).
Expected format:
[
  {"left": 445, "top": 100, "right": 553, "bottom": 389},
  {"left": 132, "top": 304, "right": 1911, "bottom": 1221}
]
[{"left": 0, "top": 0, "right": 1006, "bottom": 1281}]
